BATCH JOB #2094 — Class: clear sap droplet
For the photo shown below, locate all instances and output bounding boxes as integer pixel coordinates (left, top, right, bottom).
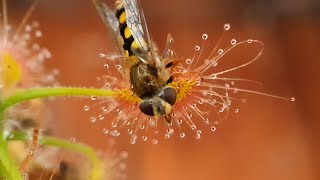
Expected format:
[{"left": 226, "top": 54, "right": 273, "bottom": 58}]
[
  {"left": 99, "top": 53, "right": 106, "bottom": 58},
  {"left": 142, "top": 136, "right": 148, "bottom": 141},
  {"left": 111, "top": 122, "right": 117, "bottom": 128},
  {"left": 120, "top": 151, "right": 129, "bottom": 159},
  {"left": 202, "top": 33, "right": 208, "bottom": 40},
  {"left": 98, "top": 114, "right": 104, "bottom": 120},
  {"left": 101, "top": 106, "right": 107, "bottom": 112},
  {"left": 235, "top": 108, "right": 240, "bottom": 113},
  {"left": 247, "top": 39, "right": 253, "bottom": 43},
  {"left": 196, "top": 133, "right": 201, "bottom": 139},
  {"left": 91, "top": 96, "right": 96, "bottom": 101},
  {"left": 35, "top": 30, "right": 42, "bottom": 38},
  {"left": 211, "top": 126, "right": 216, "bottom": 132},
  {"left": 291, "top": 97, "right": 295, "bottom": 102},
  {"left": 90, "top": 117, "right": 96, "bottom": 123},
  {"left": 70, "top": 138, "right": 76, "bottom": 142},
  {"left": 186, "top": 58, "right": 192, "bottom": 64},
  {"left": 130, "top": 139, "right": 136, "bottom": 144},
  {"left": 218, "top": 49, "right": 224, "bottom": 54},
  {"left": 204, "top": 118, "right": 209, "bottom": 124},
  {"left": 25, "top": 24, "right": 32, "bottom": 32},
  {"left": 152, "top": 139, "right": 158, "bottom": 144},
  {"left": 223, "top": 23, "right": 231, "bottom": 31},
  {"left": 195, "top": 45, "right": 200, "bottom": 51},
  {"left": 116, "top": 65, "right": 122, "bottom": 70},
  {"left": 180, "top": 132, "right": 186, "bottom": 138},
  {"left": 83, "top": 105, "right": 89, "bottom": 111},
  {"left": 103, "top": 128, "right": 109, "bottom": 134},
  {"left": 231, "top": 39, "right": 237, "bottom": 45},
  {"left": 191, "top": 125, "right": 197, "bottom": 130},
  {"left": 104, "top": 64, "right": 109, "bottom": 69}
]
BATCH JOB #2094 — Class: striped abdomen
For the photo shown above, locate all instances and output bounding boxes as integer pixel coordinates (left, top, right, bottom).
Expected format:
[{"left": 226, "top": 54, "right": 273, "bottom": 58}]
[{"left": 115, "top": 2, "right": 139, "bottom": 58}]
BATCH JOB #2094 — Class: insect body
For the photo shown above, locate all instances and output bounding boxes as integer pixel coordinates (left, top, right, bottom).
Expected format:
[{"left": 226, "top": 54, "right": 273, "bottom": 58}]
[{"left": 94, "top": 0, "right": 176, "bottom": 123}]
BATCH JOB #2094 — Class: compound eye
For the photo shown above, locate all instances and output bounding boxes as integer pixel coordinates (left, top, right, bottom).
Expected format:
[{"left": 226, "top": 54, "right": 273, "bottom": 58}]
[
  {"left": 139, "top": 100, "right": 154, "bottom": 116},
  {"left": 162, "top": 87, "right": 176, "bottom": 106}
]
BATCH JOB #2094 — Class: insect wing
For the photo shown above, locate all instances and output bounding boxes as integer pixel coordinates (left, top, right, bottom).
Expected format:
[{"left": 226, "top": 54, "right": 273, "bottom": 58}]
[
  {"left": 122, "top": 0, "right": 149, "bottom": 53},
  {"left": 94, "top": 0, "right": 125, "bottom": 55}
]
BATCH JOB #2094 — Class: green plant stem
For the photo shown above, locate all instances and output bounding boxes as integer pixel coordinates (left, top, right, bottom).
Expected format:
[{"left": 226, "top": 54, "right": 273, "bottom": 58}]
[
  {"left": 0, "top": 87, "right": 116, "bottom": 179},
  {"left": 0, "top": 87, "right": 117, "bottom": 113},
  {"left": 8, "top": 131, "right": 105, "bottom": 180}
]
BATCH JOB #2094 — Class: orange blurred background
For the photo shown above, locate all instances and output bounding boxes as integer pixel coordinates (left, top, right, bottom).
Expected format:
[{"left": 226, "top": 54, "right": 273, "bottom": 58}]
[{"left": 8, "top": 0, "right": 320, "bottom": 179}]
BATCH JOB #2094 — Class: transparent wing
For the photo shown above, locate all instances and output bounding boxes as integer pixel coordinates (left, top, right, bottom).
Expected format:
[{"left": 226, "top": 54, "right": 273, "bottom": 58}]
[
  {"left": 123, "top": 0, "right": 162, "bottom": 67},
  {"left": 93, "top": 0, "right": 124, "bottom": 55},
  {"left": 122, "top": 0, "right": 148, "bottom": 52}
]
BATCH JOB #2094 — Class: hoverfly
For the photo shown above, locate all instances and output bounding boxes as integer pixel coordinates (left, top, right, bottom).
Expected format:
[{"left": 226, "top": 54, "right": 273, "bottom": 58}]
[
  {"left": 93, "top": 0, "right": 177, "bottom": 124},
  {"left": 92, "top": 0, "right": 294, "bottom": 143}
]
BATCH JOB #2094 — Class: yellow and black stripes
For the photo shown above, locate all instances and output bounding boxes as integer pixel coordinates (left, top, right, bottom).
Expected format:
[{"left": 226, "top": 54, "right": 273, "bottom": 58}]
[{"left": 115, "top": 3, "right": 136, "bottom": 57}]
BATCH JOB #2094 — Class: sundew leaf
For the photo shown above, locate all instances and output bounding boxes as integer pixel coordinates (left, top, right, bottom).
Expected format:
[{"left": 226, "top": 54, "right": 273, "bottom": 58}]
[{"left": 1, "top": 52, "right": 22, "bottom": 90}]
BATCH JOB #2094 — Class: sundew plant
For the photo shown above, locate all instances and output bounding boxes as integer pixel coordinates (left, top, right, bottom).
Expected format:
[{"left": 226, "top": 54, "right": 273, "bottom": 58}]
[{"left": 0, "top": 0, "right": 294, "bottom": 179}]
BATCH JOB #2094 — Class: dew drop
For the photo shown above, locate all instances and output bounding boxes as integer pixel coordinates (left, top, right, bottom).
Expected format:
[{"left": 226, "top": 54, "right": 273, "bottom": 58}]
[
  {"left": 104, "top": 64, "right": 109, "bottom": 69},
  {"left": 196, "top": 131, "right": 201, "bottom": 140},
  {"left": 140, "top": 124, "right": 145, "bottom": 129},
  {"left": 191, "top": 125, "right": 197, "bottom": 130},
  {"left": 223, "top": 23, "right": 231, "bottom": 31},
  {"left": 212, "top": 61, "right": 218, "bottom": 67},
  {"left": 83, "top": 105, "right": 89, "bottom": 111},
  {"left": 91, "top": 96, "right": 96, "bottom": 101},
  {"left": 290, "top": 97, "right": 295, "bottom": 102},
  {"left": 98, "top": 114, "right": 104, "bottom": 120},
  {"left": 25, "top": 24, "right": 32, "bottom": 32},
  {"left": 90, "top": 117, "right": 96, "bottom": 123},
  {"left": 152, "top": 139, "right": 158, "bottom": 144},
  {"left": 120, "top": 151, "right": 129, "bottom": 159},
  {"left": 195, "top": 45, "right": 200, "bottom": 51},
  {"left": 103, "top": 128, "right": 109, "bottom": 134},
  {"left": 231, "top": 39, "right": 237, "bottom": 45},
  {"left": 202, "top": 33, "right": 208, "bottom": 40},
  {"left": 35, "top": 30, "right": 42, "bottom": 38},
  {"left": 99, "top": 53, "right": 106, "bottom": 58},
  {"left": 198, "top": 99, "right": 204, "bottom": 104},
  {"left": 116, "top": 65, "right": 122, "bottom": 70},
  {"left": 235, "top": 108, "right": 240, "bottom": 113},
  {"left": 127, "top": 129, "right": 133, "bottom": 134},
  {"left": 180, "top": 132, "right": 185, "bottom": 138},
  {"left": 185, "top": 58, "right": 192, "bottom": 64},
  {"left": 101, "top": 106, "right": 107, "bottom": 112},
  {"left": 111, "top": 122, "right": 117, "bottom": 127},
  {"left": 211, "top": 126, "right": 216, "bottom": 132},
  {"left": 218, "top": 49, "right": 224, "bottom": 54},
  {"left": 130, "top": 139, "right": 136, "bottom": 144},
  {"left": 142, "top": 136, "right": 148, "bottom": 141}
]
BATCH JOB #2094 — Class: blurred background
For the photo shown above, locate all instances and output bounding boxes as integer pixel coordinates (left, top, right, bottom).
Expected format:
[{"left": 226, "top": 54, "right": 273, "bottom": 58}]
[{"left": 7, "top": 0, "right": 320, "bottom": 179}]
